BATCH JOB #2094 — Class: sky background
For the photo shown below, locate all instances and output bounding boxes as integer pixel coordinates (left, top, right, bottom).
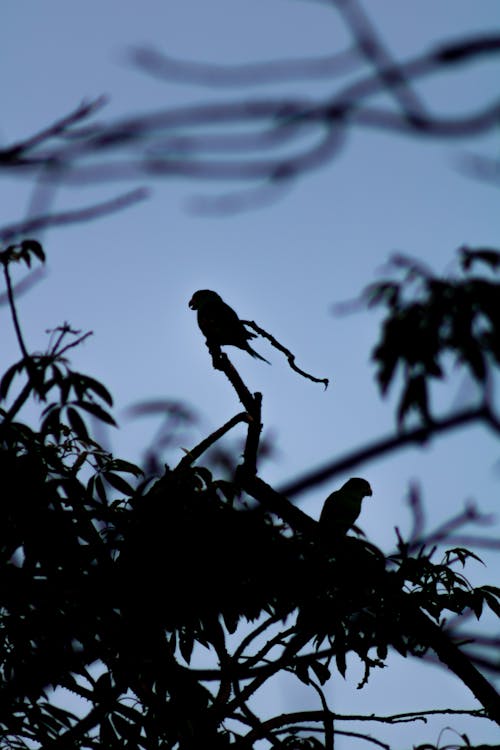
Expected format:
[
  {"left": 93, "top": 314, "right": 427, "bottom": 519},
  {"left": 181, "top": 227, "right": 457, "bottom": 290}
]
[{"left": 1, "top": 1, "right": 499, "bottom": 746}]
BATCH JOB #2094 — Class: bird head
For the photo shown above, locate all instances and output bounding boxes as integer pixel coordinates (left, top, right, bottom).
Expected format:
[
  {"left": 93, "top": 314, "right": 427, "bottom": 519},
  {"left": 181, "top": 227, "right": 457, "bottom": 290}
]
[
  {"left": 189, "top": 290, "right": 222, "bottom": 310},
  {"left": 343, "top": 477, "right": 372, "bottom": 499}
]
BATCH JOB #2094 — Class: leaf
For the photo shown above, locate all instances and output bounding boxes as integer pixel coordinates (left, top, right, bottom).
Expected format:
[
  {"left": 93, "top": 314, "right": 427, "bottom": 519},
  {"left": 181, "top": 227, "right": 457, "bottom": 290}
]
[
  {"left": 21, "top": 239, "right": 45, "bottom": 264},
  {"left": 310, "top": 660, "right": 331, "bottom": 685},
  {"left": 479, "top": 587, "right": 500, "bottom": 618},
  {"left": 222, "top": 610, "right": 239, "bottom": 634},
  {"left": 364, "top": 281, "right": 400, "bottom": 309},
  {"left": 376, "top": 643, "right": 388, "bottom": 660},
  {"left": 76, "top": 400, "right": 117, "bottom": 426},
  {"left": 0, "top": 360, "right": 24, "bottom": 400},
  {"left": 66, "top": 406, "right": 90, "bottom": 442},
  {"left": 109, "top": 458, "right": 144, "bottom": 477},
  {"left": 94, "top": 475, "right": 107, "bottom": 503},
  {"left": 179, "top": 631, "right": 194, "bottom": 664},
  {"left": 194, "top": 466, "right": 213, "bottom": 486},
  {"left": 40, "top": 405, "right": 62, "bottom": 439},
  {"left": 480, "top": 584, "right": 500, "bottom": 597},
  {"left": 391, "top": 634, "right": 408, "bottom": 658},
  {"left": 460, "top": 246, "right": 500, "bottom": 272},
  {"left": 335, "top": 648, "right": 347, "bottom": 678},
  {"left": 397, "top": 375, "right": 429, "bottom": 426},
  {"left": 445, "top": 547, "right": 484, "bottom": 568},
  {"left": 39, "top": 703, "right": 74, "bottom": 729},
  {"left": 467, "top": 590, "right": 484, "bottom": 620},
  {"left": 19, "top": 247, "right": 32, "bottom": 268},
  {"left": 76, "top": 374, "right": 113, "bottom": 406},
  {"left": 294, "top": 661, "right": 310, "bottom": 685},
  {"left": 103, "top": 472, "right": 135, "bottom": 496}
]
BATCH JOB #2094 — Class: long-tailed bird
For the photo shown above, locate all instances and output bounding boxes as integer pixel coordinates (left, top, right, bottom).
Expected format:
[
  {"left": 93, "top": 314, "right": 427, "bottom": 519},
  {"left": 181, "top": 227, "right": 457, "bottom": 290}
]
[
  {"left": 189, "top": 289, "right": 270, "bottom": 363},
  {"left": 319, "top": 478, "right": 372, "bottom": 539}
]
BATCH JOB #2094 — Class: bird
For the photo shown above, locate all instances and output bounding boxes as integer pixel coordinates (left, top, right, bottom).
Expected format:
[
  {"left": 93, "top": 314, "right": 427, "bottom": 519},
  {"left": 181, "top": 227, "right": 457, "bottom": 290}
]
[
  {"left": 189, "top": 290, "right": 270, "bottom": 363},
  {"left": 319, "top": 478, "right": 372, "bottom": 540}
]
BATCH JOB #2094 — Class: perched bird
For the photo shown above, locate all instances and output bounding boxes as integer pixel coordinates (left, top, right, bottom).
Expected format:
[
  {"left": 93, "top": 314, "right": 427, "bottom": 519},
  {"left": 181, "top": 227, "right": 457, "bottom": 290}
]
[
  {"left": 319, "top": 478, "right": 372, "bottom": 539},
  {"left": 189, "top": 289, "right": 270, "bottom": 363}
]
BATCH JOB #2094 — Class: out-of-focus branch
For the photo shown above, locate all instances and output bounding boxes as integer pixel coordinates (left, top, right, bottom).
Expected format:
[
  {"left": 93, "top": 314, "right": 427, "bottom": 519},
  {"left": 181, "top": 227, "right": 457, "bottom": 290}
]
[
  {"left": 279, "top": 405, "right": 494, "bottom": 498},
  {"left": 129, "top": 45, "right": 361, "bottom": 86},
  {"left": 0, "top": 96, "right": 107, "bottom": 164},
  {"left": 1, "top": 33, "right": 498, "bottom": 205},
  {"left": 0, "top": 188, "right": 148, "bottom": 244},
  {"left": 334, "top": 0, "right": 426, "bottom": 121}
]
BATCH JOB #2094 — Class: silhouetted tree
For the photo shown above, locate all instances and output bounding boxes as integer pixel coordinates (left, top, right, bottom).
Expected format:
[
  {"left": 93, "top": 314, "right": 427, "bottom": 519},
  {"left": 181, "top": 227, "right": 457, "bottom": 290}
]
[{"left": 1, "top": 3, "right": 499, "bottom": 748}]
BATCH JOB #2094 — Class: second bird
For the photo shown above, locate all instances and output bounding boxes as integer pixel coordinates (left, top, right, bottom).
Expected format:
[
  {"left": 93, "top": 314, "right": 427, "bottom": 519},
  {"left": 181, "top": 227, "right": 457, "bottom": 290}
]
[
  {"left": 319, "top": 477, "right": 372, "bottom": 539},
  {"left": 189, "top": 290, "right": 270, "bottom": 363}
]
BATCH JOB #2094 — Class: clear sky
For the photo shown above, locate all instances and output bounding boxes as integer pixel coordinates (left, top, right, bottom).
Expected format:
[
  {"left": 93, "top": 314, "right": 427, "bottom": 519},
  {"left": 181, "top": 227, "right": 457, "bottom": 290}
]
[{"left": 1, "top": 1, "right": 499, "bottom": 746}]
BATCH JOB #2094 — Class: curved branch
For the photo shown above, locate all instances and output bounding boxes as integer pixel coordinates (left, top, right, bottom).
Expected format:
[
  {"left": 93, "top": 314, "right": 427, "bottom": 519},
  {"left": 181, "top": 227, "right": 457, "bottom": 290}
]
[
  {"left": 279, "top": 406, "right": 491, "bottom": 498},
  {"left": 243, "top": 319, "right": 329, "bottom": 388}
]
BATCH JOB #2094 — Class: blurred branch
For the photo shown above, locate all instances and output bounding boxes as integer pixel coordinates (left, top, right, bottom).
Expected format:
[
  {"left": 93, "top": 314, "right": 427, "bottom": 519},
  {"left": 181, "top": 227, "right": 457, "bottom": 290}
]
[
  {"left": 1, "top": 34, "right": 498, "bottom": 205},
  {"left": 279, "top": 405, "right": 494, "bottom": 498},
  {"left": 0, "top": 266, "right": 46, "bottom": 306},
  {"left": 129, "top": 44, "right": 361, "bottom": 86},
  {"left": 459, "top": 154, "right": 500, "bottom": 188},
  {"left": 0, "top": 96, "right": 107, "bottom": 165},
  {"left": 334, "top": 0, "right": 426, "bottom": 121},
  {"left": 0, "top": 188, "right": 148, "bottom": 244}
]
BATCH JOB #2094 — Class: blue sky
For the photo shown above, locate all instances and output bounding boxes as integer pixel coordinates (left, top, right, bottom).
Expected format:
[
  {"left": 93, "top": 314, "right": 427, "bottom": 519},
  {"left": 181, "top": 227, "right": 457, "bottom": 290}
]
[{"left": 1, "top": 1, "right": 499, "bottom": 746}]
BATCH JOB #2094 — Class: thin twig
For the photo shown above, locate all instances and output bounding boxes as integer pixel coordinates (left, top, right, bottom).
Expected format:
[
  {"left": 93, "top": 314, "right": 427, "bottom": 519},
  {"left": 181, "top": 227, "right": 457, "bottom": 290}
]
[
  {"left": 2, "top": 261, "right": 29, "bottom": 361},
  {"left": 243, "top": 320, "right": 329, "bottom": 388},
  {"left": 309, "top": 677, "right": 334, "bottom": 750}
]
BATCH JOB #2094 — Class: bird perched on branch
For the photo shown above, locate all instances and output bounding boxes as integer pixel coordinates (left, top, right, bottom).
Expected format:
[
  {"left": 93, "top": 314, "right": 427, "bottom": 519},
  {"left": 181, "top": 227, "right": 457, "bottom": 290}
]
[
  {"left": 189, "top": 289, "right": 270, "bottom": 363},
  {"left": 319, "top": 478, "right": 372, "bottom": 539}
]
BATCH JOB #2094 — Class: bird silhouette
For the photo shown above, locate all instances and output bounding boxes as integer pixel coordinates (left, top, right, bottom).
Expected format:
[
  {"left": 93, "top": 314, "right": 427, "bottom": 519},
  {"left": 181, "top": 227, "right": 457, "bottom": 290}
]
[
  {"left": 319, "top": 477, "right": 372, "bottom": 539},
  {"left": 189, "top": 290, "right": 270, "bottom": 363}
]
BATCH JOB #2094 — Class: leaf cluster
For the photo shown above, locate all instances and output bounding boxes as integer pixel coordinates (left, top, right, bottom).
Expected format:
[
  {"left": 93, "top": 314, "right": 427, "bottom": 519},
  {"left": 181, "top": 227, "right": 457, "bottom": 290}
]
[{"left": 366, "top": 249, "right": 500, "bottom": 426}]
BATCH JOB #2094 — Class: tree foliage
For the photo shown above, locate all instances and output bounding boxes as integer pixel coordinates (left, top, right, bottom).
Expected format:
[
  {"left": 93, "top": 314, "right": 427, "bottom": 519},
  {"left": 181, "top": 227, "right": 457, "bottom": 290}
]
[{"left": 1, "top": 239, "right": 500, "bottom": 749}]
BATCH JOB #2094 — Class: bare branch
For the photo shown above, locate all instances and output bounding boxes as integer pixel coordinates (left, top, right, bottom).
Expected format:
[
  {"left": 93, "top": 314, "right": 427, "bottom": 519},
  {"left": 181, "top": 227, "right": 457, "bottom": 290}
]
[{"left": 243, "top": 319, "right": 329, "bottom": 388}]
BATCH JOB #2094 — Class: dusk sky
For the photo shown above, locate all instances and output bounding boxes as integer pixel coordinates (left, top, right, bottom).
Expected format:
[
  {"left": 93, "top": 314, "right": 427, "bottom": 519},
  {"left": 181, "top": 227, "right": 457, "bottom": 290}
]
[{"left": 1, "top": 2, "right": 499, "bottom": 746}]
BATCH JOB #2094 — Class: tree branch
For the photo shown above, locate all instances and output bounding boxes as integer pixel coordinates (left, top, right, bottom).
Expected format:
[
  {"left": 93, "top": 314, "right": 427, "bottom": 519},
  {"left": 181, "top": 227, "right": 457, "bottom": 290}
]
[{"left": 279, "top": 406, "right": 491, "bottom": 498}]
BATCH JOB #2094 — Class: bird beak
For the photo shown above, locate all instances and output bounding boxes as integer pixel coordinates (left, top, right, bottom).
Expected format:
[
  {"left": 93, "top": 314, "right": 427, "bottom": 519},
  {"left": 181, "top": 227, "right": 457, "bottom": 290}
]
[
  {"left": 367, "top": 486, "right": 373, "bottom": 497},
  {"left": 188, "top": 297, "right": 195, "bottom": 309}
]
